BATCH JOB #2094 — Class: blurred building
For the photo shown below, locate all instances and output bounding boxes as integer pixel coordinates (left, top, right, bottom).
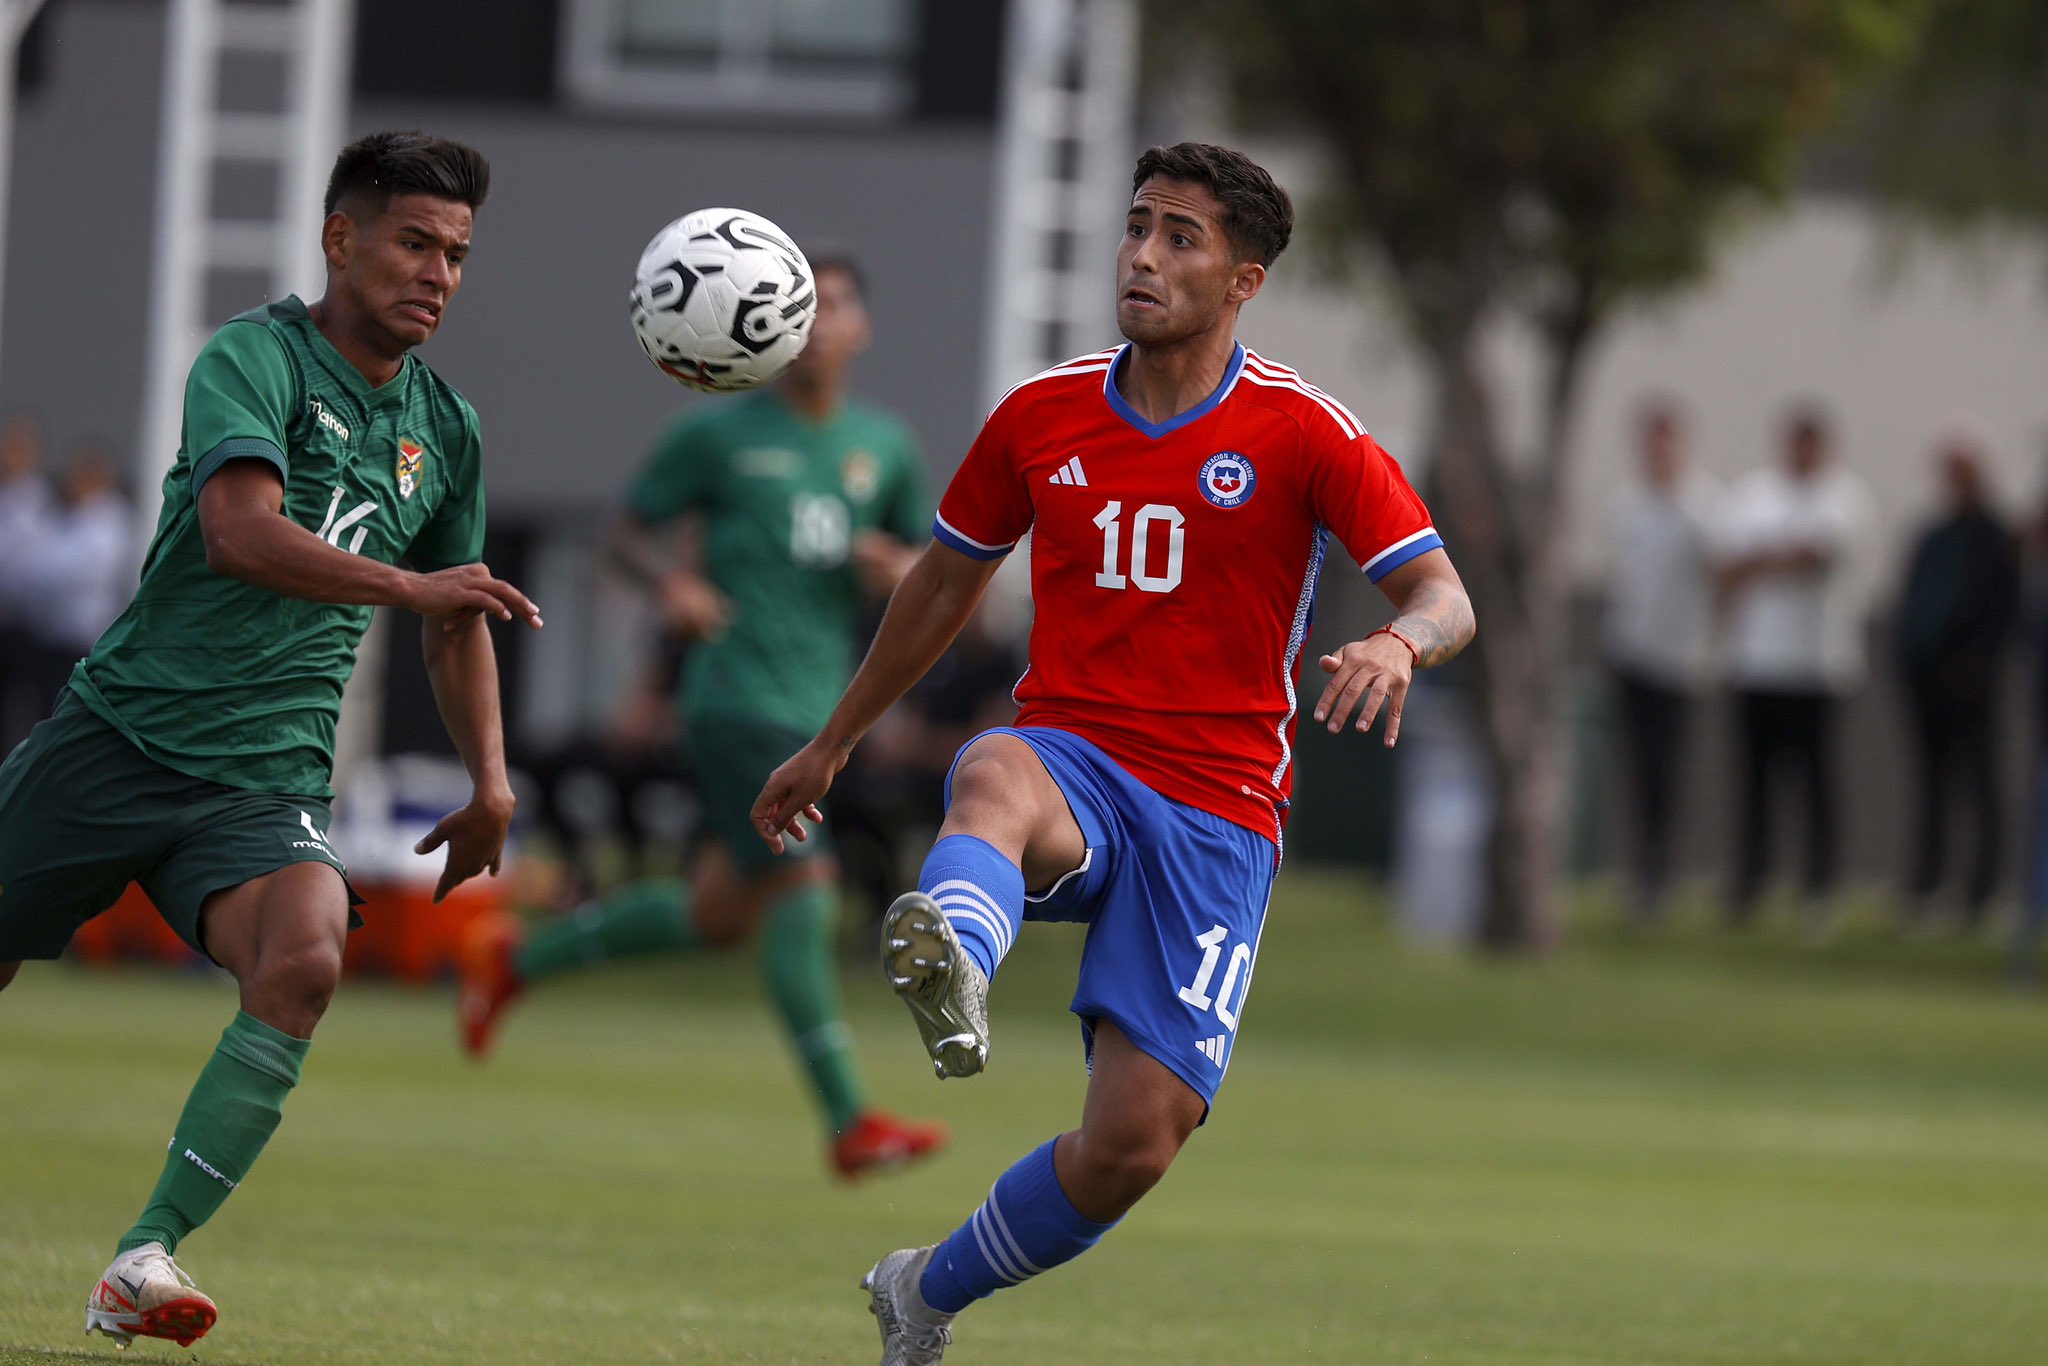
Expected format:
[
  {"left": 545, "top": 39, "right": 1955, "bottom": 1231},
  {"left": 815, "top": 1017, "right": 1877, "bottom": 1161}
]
[{"left": 6, "top": 0, "right": 2048, "bottom": 885}]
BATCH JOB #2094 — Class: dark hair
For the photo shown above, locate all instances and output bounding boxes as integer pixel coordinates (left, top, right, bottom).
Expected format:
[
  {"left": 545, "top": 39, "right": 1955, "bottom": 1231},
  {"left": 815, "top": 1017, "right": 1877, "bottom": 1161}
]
[
  {"left": 803, "top": 244, "right": 867, "bottom": 300},
  {"left": 324, "top": 130, "right": 491, "bottom": 218},
  {"left": 1637, "top": 395, "right": 1683, "bottom": 435},
  {"left": 1784, "top": 400, "right": 1832, "bottom": 447},
  {"left": 1131, "top": 142, "right": 1293, "bottom": 267}
]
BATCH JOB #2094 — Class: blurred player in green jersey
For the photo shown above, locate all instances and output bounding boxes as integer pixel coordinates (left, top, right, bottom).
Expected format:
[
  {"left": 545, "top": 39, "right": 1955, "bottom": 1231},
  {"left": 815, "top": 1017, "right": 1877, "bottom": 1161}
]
[
  {"left": 0, "top": 132, "right": 538, "bottom": 1350},
  {"left": 458, "top": 252, "right": 947, "bottom": 1179}
]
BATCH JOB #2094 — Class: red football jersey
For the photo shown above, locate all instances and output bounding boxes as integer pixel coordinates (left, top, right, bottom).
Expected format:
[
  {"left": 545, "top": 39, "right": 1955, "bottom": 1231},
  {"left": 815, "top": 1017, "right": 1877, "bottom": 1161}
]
[{"left": 934, "top": 343, "right": 1442, "bottom": 843}]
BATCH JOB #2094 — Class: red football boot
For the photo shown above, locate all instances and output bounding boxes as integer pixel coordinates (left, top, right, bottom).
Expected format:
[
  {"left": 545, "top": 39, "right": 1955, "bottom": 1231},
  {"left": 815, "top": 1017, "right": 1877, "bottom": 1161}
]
[{"left": 832, "top": 1110, "right": 950, "bottom": 1180}]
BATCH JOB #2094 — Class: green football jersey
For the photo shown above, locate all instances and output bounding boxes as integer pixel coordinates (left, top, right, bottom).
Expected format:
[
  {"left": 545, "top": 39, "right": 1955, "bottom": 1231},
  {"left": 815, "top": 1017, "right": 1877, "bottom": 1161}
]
[
  {"left": 626, "top": 390, "right": 929, "bottom": 735},
  {"left": 70, "top": 295, "right": 486, "bottom": 798}
]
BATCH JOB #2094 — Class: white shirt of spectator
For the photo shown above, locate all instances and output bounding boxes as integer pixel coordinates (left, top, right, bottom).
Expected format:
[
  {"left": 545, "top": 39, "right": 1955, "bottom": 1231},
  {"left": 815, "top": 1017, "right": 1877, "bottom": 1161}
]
[
  {"left": 1602, "top": 475, "right": 1719, "bottom": 689},
  {"left": 21, "top": 489, "right": 133, "bottom": 653},
  {"left": 1721, "top": 464, "right": 1874, "bottom": 693},
  {"left": 0, "top": 474, "right": 51, "bottom": 624}
]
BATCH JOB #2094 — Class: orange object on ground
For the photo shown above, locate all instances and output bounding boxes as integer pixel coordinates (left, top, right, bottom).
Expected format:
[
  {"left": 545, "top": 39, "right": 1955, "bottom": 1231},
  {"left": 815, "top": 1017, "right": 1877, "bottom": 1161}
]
[
  {"left": 69, "top": 885, "right": 201, "bottom": 966},
  {"left": 342, "top": 878, "right": 505, "bottom": 982}
]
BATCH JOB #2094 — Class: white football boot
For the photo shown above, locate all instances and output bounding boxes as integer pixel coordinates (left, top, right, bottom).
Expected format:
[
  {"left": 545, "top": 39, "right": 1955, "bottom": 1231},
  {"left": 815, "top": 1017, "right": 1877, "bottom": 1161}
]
[
  {"left": 86, "top": 1242, "right": 218, "bottom": 1348},
  {"left": 881, "top": 892, "right": 990, "bottom": 1079},
  {"left": 862, "top": 1245, "right": 955, "bottom": 1365}
]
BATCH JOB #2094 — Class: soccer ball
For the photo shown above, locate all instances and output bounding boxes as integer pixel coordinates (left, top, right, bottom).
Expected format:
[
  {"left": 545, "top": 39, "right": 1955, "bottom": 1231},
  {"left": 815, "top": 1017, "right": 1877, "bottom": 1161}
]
[{"left": 629, "top": 208, "right": 817, "bottom": 393}]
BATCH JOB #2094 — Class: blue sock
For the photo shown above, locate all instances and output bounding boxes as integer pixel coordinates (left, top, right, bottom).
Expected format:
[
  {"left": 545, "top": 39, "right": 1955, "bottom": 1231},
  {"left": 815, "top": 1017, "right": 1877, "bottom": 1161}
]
[
  {"left": 918, "top": 834, "right": 1025, "bottom": 980},
  {"left": 919, "top": 1138, "right": 1117, "bottom": 1313}
]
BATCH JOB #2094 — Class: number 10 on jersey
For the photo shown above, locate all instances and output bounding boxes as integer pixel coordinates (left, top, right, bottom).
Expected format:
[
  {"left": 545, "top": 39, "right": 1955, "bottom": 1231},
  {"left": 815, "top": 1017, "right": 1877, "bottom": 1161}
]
[{"left": 1093, "top": 500, "right": 1184, "bottom": 593}]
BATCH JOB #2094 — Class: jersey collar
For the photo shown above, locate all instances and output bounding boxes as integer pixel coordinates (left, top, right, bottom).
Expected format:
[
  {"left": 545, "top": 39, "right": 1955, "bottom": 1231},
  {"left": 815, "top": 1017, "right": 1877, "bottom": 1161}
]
[
  {"left": 286, "top": 294, "right": 414, "bottom": 407},
  {"left": 1102, "top": 342, "right": 1246, "bottom": 440}
]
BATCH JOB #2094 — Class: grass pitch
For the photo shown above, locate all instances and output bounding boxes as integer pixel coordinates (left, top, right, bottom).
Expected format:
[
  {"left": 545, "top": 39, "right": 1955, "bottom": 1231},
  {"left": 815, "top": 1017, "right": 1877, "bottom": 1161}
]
[{"left": 4, "top": 874, "right": 2047, "bottom": 1364}]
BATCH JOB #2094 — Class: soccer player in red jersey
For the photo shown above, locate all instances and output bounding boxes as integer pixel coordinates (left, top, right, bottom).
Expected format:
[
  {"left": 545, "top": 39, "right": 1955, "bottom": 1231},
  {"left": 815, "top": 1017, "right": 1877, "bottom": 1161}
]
[{"left": 752, "top": 142, "right": 1475, "bottom": 1363}]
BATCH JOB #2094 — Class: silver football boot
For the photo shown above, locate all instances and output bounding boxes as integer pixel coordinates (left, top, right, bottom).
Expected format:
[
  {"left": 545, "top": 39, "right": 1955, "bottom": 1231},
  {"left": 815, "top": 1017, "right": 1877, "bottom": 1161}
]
[
  {"left": 862, "top": 1245, "right": 954, "bottom": 1365},
  {"left": 880, "top": 891, "right": 991, "bottom": 1079}
]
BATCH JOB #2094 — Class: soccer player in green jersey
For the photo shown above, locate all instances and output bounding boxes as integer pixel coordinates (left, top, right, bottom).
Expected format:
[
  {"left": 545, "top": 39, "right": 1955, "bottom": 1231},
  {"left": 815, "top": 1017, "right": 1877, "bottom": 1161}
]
[
  {"left": 0, "top": 131, "right": 540, "bottom": 1350},
  {"left": 458, "top": 253, "right": 948, "bottom": 1179}
]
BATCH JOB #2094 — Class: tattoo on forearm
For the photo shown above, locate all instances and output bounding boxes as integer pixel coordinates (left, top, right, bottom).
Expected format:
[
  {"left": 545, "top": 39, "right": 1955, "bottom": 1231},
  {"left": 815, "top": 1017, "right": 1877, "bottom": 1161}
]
[{"left": 1390, "top": 582, "right": 1475, "bottom": 669}]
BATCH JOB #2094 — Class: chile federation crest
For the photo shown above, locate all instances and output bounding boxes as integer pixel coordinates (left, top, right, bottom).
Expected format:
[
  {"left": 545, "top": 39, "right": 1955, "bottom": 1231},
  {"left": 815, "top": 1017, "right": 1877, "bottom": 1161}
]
[{"left": 1198, "top": 451, "right": 1256, "bottom": 509}]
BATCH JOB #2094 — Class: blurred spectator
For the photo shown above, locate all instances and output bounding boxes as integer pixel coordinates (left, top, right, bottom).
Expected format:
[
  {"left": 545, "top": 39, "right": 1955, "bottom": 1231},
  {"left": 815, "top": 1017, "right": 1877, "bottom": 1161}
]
[
  {"left": 1719, "top": 404, "right": 1874, "bottom": 927},
  {"left": 1894, "top": 433, "right": 2018, "bottom": 928},
  {"left": 1601, "top": 399, "right": 1716, "bottom": 922},
  {"left": 19, "top": 442, "right": 134, "bottom": 704},
  {"left": 2015, "top": 473, "right": 2048, "bottom": 984},
  {"left": 0, "top": 410, "right": 52, "bottom": 752},
  {"left": 836, "top": 595, "right": 1026, "bottom": 913}
]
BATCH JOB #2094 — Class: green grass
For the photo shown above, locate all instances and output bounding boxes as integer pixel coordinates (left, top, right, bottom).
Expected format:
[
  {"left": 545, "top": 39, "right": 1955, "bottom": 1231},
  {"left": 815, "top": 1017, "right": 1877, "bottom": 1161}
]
[{"left": 4, "top": 874, "right": 2047, "bottom": 1363}]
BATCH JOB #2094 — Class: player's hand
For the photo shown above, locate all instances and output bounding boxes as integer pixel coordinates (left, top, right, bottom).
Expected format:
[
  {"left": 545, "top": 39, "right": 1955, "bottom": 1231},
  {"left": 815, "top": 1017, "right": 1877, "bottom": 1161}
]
[
  {"left": 658, "top": 571, "right": 732, "bottom": 641},
  {"left": 849, "top": 531, "right": 919, "bottom": 597},
  {"left": 413, "top": 786, "right": 517, "bottom": 902},
  {"left": 751, "top": 738, "right": 842, "bottom": 855},
  {"left": 1315, "top": 632, "right": 1415, "bottom": 747},
  {"left": 406, "top": 564, "right": 543, "bottom": 631}
]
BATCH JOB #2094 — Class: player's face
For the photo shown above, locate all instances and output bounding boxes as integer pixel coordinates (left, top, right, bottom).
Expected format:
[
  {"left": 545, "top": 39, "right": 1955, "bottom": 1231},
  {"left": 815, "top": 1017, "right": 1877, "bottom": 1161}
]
[
  {"left": 1117, "top": 177, "right": 1262, "bottom": 346},
  {"left": 783, "top": 265, "right": 871, "bottom": 383},
  {"left": 326, "top": 192, "right": 472, "bottom": 352}
]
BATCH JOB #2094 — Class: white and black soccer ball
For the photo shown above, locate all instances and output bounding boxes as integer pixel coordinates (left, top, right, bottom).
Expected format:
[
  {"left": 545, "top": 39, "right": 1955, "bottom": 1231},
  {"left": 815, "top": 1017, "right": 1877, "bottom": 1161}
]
[{"left": 629, "top": 208, "right": 817, "bottom": 393}]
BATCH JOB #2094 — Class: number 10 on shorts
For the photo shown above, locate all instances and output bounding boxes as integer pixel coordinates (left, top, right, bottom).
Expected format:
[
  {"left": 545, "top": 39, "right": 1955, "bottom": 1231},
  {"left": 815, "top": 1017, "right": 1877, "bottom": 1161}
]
[{"left": 1178, "top": 924, "right": 1252, "bottom": 1031}]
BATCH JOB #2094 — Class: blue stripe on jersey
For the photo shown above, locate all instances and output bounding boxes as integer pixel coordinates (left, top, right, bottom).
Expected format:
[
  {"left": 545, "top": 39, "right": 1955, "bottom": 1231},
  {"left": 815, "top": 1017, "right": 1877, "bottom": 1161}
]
[
  {"left": 933, "top": 515, "right": 1013, "bottom": 561},
  {"left": 1362, "top": 530, "right": 1444, "bottom": 582},
  {"left": 1102, "top": 342, "right": 1247, "bottom": 440}
]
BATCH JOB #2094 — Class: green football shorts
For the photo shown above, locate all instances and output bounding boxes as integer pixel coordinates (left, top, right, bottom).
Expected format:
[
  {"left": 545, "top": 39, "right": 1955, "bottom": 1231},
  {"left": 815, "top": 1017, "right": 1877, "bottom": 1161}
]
[
  {"left": 687, "top": 715, "right": 831, "bottom": 877},
  {"left": 0, "top": 690, "right": 362, "bottom": 962}
]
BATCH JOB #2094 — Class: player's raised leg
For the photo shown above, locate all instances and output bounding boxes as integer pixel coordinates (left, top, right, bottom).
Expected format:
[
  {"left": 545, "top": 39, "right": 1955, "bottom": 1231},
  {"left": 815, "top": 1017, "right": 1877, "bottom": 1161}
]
[
  {"left": 457, "top": 875, "right": 698, "bottom": 1055},
  {"left": 884, "top": 732, "right": 1084, "bottom": 1078},
  {"left": 866, "top": 1019, "right": 1201, "bottom": 1361},
  {"left": 86, "top": 861, "right": 346, "bottom": 1349}
]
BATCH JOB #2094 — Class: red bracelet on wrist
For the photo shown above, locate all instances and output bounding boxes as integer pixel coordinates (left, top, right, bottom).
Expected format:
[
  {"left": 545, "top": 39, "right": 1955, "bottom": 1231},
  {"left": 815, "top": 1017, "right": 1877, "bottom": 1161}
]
[{"left": 1368, "top": 624, "right": 1420, "bottom": 667}]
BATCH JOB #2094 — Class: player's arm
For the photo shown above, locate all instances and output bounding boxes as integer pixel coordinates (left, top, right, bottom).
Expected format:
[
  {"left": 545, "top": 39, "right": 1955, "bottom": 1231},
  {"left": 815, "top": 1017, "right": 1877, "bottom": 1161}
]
[
  {"left": 602, "top": 510, "right": 730, "bottom": 641},
  {"left": 196, "top": 461, "right": 540, "bottom": 625},
  {"left": 751, "top": 539, "right": 1001, "bottom": 853},
  {"left": 1315, "top": 547, "right": 1474, "bottom": 747},
  {"left": 411, "top": 611, "right": 517, "bottom": 902}
]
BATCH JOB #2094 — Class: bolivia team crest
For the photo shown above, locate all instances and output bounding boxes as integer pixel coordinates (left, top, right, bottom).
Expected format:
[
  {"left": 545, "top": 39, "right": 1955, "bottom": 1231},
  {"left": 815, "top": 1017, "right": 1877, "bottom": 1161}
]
[
  {"left": 841, "top": 450, "right": 879, "bottom": 503},
  {"left": 396, "top": 439, "right": 425, "bottom": 500},
  {"left": 1199, "top": 451, "right": 1256, "bottom": 508}
]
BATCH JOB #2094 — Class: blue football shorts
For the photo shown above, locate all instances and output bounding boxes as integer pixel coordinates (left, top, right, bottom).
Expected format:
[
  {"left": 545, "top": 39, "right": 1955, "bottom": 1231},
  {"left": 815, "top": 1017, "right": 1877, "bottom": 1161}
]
[{"left": 948, "top": 725, "right": 1279, "bottom": 1109}]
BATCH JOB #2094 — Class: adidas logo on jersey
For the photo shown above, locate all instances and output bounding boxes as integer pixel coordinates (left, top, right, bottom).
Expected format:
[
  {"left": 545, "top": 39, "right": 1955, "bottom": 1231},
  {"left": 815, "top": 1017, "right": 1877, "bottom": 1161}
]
[
  {"left": 1195, "top": 1034, "right": 1227, "bottom": 1067},
  {"left": 1047, "top": 456, "right": 1088, "bottom": 487}
]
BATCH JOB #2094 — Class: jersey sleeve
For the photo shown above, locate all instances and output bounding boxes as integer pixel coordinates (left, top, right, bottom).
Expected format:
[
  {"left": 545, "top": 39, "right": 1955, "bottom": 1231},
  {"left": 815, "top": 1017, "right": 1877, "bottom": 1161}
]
[
  {"left": 877, "top": 419, "right": 932, "bottom": 544},
  {"left": 933, "top": 395, "right": 1033, "bottom": 560},
  {"left": 1309, "top": 430, "right": 1443, "bottom": 581},
  {"left": 184, "top": 322, "right": 298, "bottom": 493},
  {"left": 624, "top": 413, "right": 718, "bottom": 526},
  {"left": 406, "top": 406, "right": 487, "bottom": 572}
]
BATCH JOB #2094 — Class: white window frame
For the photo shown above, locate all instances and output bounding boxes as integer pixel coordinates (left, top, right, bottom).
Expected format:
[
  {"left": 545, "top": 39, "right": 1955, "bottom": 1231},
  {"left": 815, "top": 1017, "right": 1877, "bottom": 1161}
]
[{"left": 559, "top": 0, "right": 914, "bottom": 120}]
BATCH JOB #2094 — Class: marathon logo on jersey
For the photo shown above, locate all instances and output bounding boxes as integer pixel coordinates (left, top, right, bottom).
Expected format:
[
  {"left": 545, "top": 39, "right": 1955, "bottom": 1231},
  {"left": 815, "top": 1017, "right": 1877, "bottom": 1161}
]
[
  {"left": 397, "top": 439, "right": 426, "bottom": 500},
  {"left": 1198, "top": 451, "right": 1256, "bottom": 509},
  {"left": 309, "top": 397, "right": 350, "bottom": 443}
]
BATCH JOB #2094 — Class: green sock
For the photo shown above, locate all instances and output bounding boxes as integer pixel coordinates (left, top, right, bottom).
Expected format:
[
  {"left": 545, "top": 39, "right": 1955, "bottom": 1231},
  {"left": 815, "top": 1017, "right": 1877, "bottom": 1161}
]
[
  {"left": 515, "top": 878, "right": 695, "bottom": 980},
  {"left": 759, "top": 882, "right": 865, "bottom": 1135},
  {"left": 118, "top": 1011, "right": 308, "bottom": 1256}
]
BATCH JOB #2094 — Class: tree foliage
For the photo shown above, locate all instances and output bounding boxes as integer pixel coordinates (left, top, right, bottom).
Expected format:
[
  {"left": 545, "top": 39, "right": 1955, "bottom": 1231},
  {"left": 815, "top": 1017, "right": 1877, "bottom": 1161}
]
[
  {"left": 1869, "top": 0, "right": 2048, "bottom": 229},
  {"left": 1149, "top": 0, "right": 1929, "bottom": 946}
]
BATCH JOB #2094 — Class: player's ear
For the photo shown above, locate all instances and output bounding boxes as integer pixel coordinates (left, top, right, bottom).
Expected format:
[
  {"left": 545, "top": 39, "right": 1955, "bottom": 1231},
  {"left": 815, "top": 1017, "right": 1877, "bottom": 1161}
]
[
  {"left": 1226, "top": 261, "right": 1265, "bottom": 307},
  {"left": 320, "top": 210, "right": 353, "bottom": 272}
]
